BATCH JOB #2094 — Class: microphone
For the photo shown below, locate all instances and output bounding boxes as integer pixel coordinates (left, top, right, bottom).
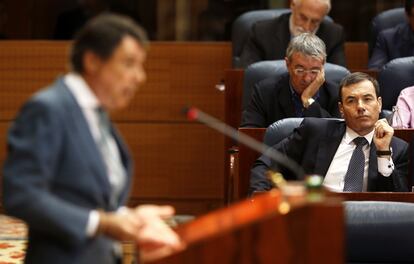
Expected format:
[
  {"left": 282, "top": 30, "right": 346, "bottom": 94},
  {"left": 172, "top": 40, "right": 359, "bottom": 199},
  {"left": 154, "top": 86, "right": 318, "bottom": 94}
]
[{"left": 183, "top": 106, "right": 305, "bottom": 181}]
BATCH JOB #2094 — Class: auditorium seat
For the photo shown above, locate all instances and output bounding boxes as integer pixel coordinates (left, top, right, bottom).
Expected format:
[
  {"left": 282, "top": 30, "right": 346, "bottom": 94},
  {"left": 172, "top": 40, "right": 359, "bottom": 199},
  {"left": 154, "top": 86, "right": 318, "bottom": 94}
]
[
  {"left": 231, "top": 9, "right": 333, "bottom": 68},
  {"left": 378, "top": 56, "right": 414, "bottom": 111},
  {"left": 242, "top": 60, "right": 350, "bottom": 112},
  {"left": 231, "top": 9, "right": 290, "bottom": 68},
  {"left": 263, "top": 117, "right": 303, "bottom": 146},
  {"left": 345, "top": 201, "right": 414, "bottom": 263},
  {"left": 369, "top": 7, "right": 406, "bottom": 57}
]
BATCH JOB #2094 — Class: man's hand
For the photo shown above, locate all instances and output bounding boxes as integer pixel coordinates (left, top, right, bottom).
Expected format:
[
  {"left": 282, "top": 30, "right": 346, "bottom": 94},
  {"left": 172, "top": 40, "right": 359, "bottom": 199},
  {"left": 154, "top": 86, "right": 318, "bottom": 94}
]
[
  {"left": 373, "top": 118, "right": 393, "bottom": 151},
  {"left": 301, "top": 68, "right": 325, "bottom": 105},
  {"left": 97, "top": 205, "right": 184, "bottom": 259}
]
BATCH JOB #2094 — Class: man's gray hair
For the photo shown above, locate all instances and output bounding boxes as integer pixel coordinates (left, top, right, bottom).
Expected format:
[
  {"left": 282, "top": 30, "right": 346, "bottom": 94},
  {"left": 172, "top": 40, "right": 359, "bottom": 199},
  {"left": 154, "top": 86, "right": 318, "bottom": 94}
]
[
  {"left": 286, "top": 33, "right": 327, "bottom": 62},
  {"left": 292, "top": 0, "right": 331, "bottom": 14}
]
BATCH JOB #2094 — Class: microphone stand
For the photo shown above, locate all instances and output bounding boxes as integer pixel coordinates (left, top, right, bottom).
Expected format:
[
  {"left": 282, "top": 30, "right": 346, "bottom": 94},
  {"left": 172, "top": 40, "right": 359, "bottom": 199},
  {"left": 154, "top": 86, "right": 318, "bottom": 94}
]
[{"left": 183, "top": 107, "right": 305, "bottom": 184}]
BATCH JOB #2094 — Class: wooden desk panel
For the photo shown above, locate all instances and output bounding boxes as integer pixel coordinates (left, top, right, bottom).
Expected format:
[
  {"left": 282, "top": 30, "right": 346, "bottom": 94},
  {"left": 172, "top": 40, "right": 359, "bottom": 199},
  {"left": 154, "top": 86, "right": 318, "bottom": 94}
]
[
  {"left": 149, "top": 190, "right": 344, "bottom": 264},
  {"left": 345, "top": 42, "right": 369, "bottom": 70},
  {"left": 0, "top": 42, "right": 230, "bottom": 122},
  {"left": 0, "top": 41, "right": 231, "bottom": 215}
]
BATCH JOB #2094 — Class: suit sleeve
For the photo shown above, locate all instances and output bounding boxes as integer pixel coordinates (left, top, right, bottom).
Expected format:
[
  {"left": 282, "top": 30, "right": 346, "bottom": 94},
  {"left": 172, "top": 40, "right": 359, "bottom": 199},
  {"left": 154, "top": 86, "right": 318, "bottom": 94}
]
[
  {"left": 2, "top": 100, "right": 90, "bottom": 246},
  {"left": 240, "top": 83, "right": 268, "bottom": 128},
  {"left": 303, "top": 83, "right": 340, "bottom": 119},
  {"left": 238, "top": 22, "right": 264, "bottom": 69},
  {"left": 249, "top": 119, "right": 308, "bottom": 195},
  {"left": 326, "top": 26, "right": 347, "bottom": 67},
  {"left": 303, "top": 100, "right": 337, "bottom": 118},
  {"left": 368, "top": 32, "right": 389, "bottom": 70},
  {"left": 388, "top": 141, "right": 409, "bottom": 191}
]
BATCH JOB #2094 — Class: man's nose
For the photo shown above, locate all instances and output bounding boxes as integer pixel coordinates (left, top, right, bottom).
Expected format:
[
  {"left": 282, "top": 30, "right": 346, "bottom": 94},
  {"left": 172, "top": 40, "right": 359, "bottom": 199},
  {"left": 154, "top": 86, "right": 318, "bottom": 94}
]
[
  {"left": 303, "top": 72, "right": 313, "bottom": 82},
  {"left": 135, "top": 69, "right": 146, "bottom": 85},
  {"left": 303, "top": 20, "right": 313, "bottom": 32},
  {"left": 357, "top": 100, "right": 366, "bottom": 111}
]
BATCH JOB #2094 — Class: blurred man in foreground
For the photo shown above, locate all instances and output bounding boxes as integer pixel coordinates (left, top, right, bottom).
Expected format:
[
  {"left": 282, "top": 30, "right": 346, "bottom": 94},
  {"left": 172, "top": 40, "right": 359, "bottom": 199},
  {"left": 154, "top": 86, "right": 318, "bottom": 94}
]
[{"left": 3, "top": 14, "right": 182, "bottom": 264}]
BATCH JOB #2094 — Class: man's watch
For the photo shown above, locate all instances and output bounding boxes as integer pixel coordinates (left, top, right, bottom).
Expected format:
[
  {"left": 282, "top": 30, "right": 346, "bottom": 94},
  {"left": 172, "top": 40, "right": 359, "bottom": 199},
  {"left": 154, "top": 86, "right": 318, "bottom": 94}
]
[
  {"left": 303, "top": 98, "right": 315, "bottom": 108},
  {"left": 377, "top": 148, "right": 392, "bottom": 157}
]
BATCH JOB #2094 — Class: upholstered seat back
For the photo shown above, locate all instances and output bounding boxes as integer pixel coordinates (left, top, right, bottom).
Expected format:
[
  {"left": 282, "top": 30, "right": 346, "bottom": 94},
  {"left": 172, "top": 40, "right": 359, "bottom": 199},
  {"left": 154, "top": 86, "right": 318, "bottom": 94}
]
[
  {"left": 369, "top": 8, "right": 406, "bottom": 56},
  {"left": 264, "top": 117, "right": 303, "bottom": 146},
  {"left": 242, "top": 60, "right": 350, "bottom": 110},
  {"left": 378, "top": 56, "right": 414, "bottom": 110},
  {"left": 231, "top": 9, "right": 290, "bottom": 67},
  {"left": 345, "top": 201, "right": 414, "bottom": 263},
  {"left": 231, "top": 9, "right": 333, "bottom": 68}
]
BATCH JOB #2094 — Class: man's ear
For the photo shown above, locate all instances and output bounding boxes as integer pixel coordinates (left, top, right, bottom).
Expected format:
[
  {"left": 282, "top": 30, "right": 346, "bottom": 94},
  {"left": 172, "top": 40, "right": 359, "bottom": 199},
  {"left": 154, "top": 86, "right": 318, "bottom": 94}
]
[
  {"left": 83, "top": 51, "right": 101, "bottom": 75},
  {"left": 338, "top": 101, "right": 344, "bottom": 117},
  {"left": 377, "top": 96, "right": 383, "bottom": 112},
  {"left": 285, "top": 57, "right": 290, "bottom": 67},
  {"left": 290, "top": 0, "right": 296, "bottom": 9}
]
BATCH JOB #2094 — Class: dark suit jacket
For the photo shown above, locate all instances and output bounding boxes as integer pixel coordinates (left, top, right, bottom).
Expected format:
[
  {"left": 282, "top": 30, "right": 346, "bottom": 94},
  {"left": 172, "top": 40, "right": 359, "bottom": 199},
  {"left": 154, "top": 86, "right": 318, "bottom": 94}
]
[
  {"left": 239, "top": 12, "right": 346, "bottom": 68},
  {"left": 250, "top": 118, "right": 409, "bottom": 194},
  {"left": 2, "top": 78, "right": 133, "bottom": 264},
  {"left": 240, "top": 73, "right": 340, "bottom": 127},
  {"left": 368, "top": 22, "right": 414, "bottom": 69}
]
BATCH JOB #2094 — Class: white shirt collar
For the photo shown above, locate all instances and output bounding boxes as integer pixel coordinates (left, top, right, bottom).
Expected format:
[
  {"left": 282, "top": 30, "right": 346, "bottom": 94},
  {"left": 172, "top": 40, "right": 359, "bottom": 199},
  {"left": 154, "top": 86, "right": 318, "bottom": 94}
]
[
  {"left": 64, "top": 72, "right": 100, "bottom": 110},
  {"left": 344, "top": 126, "right": 374, "bottom": 145}
]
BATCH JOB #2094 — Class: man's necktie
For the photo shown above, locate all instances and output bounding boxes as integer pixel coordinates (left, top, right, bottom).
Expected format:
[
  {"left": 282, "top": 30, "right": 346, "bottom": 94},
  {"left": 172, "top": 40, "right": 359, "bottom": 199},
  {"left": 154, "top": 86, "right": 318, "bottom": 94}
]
[
  {"left": 343, "top": 137, "right": 368, "bottom": 192},
  {"left": 96, "top": 108, "right": 126, "bottom": 207}
]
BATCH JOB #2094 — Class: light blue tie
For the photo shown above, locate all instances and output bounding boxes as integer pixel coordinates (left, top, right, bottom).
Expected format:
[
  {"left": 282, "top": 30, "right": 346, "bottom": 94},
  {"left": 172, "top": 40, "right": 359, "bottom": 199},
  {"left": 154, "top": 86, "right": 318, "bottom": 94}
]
[{"left": 96, "top": 108, "right": 126, "bottom": 207}]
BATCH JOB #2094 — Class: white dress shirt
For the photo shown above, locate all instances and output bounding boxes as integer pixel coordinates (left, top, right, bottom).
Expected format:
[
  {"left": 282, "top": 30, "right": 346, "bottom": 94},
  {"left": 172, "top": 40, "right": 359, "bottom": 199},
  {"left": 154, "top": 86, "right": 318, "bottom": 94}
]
[
  {"left": 323, "top": 127, "right": 394, "bottom": 192},
  {"left": 64, "top": 73, "right": 125, "bottom": 237}
]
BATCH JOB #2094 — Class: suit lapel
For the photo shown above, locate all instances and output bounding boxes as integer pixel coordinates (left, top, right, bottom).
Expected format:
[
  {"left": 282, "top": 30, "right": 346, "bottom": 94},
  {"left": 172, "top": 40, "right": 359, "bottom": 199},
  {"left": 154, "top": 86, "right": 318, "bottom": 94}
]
[
  {"left": 314, "top": 122, "right": 346, "bottom": 176},
  {"left": 277, "top": 77, "right": 296, "bottom": 117},
  {"left": 56, "top": 80, "right": 113, "bottom": 201},
  {"left": 273, "top": 13, "right": 291, "bottom": 58}
]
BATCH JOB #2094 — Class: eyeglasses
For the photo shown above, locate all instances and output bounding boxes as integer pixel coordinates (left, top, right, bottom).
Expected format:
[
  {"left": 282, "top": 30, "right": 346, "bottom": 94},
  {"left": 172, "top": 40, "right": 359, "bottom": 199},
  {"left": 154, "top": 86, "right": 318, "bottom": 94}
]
[{"left": 293, "top": 68, "right": 321, "bottom": 76}]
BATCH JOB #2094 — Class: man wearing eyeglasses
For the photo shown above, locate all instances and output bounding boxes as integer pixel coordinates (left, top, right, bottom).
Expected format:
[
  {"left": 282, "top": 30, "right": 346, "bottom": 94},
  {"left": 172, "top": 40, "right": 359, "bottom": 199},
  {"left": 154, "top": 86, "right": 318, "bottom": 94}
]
[
  {"left": 238, "top": 0, "right": 345, "bottom": 69},
  {"left": 241, "top": 33, "right": 341, "bottom": 128}
]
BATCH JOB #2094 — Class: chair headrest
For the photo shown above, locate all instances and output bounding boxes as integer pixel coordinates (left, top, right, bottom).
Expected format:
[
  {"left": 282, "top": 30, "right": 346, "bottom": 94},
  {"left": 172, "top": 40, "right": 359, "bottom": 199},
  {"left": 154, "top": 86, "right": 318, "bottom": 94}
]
[
  {"left": 264, "top": 117, "right": 303, "bottom": 146},
  {"left": 345, "top": 201, "right": 414, "bottom": 262},
  {"left": 369, "top": 8, "right": 406, "bottom": 55},
  {"left": 231, "top": 9, "right": 333, "bottom": 67},
  {"left": 378, "top": 56, "right": 414, "bottom": 110},
  {"left": 242, "top": 61, "right": 349, "bottom": 110}
]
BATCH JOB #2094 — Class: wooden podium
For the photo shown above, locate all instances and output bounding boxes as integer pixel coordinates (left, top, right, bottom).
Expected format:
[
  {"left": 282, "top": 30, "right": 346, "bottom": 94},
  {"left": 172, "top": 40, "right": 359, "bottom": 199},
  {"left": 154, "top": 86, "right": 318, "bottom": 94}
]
[{"left": 146, "top": 190, "right": 344, "bottom": 263}]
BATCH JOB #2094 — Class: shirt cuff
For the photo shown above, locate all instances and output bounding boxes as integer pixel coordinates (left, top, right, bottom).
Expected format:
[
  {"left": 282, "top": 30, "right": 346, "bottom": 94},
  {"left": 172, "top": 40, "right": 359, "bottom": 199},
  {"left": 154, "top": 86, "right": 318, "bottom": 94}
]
[
  {"left": 377, "top": 156, "right": 394, "bottom": 177},
  {"left": 86, "top": 210, "right": 100, "bottom": 237}
]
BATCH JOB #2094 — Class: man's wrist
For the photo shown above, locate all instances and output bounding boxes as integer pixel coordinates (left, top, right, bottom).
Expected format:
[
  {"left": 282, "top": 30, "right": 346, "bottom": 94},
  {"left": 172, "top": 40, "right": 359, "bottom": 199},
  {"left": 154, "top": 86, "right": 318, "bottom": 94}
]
[
  {"left": 376, "top": 148, "right": 392, "bottom": 157},
  {"left": 302, "top": 97, "right": 315, "bottom": 108}
]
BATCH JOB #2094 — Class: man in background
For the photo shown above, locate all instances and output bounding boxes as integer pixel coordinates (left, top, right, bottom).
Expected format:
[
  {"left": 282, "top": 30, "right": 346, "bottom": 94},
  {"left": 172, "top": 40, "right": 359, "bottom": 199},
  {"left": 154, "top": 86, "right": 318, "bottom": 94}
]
[
  {"left": 250, "top": 72, "right": 408, "bottom": 194},
  {"left": 3, "top": 14, "right": 181, "bottom": 264},
  {"left": 239, "top": 0, "right": 346, "bottom": 68},
  {"left": 241, "top": 33, "right": 341, "bottom": 128},
  {"left": 368, "top": 0, "right": 414, "bottom": 69}
]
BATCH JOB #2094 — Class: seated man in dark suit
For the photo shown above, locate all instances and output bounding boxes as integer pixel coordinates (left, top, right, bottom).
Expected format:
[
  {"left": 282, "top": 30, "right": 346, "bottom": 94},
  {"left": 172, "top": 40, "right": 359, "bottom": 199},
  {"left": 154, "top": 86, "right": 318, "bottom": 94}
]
[
  {"left": 368, "top": 0, "right": 414, "bottom": 69},
  {"left": 239, "top": 0, "right": 346, "bottom": 68},
  {"left": 241, "top": 33, "right": 341, "bottom": 128},
  {"left": 250, "top": 72, "right": 408, "bottom": 194}
]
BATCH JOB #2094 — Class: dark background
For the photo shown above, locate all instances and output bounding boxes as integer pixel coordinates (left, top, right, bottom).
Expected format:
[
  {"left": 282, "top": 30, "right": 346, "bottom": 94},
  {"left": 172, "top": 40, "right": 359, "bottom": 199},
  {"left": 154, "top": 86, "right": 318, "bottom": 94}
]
[{"left": 0, "top": 0, "right": 405, "bottom": 41}]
